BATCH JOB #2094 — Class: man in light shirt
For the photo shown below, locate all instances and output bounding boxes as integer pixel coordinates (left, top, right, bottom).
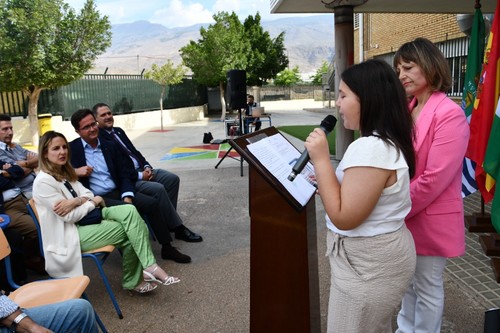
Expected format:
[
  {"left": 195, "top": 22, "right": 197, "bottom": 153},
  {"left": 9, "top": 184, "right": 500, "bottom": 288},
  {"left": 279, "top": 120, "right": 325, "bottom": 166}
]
[
  {"left": 0, "top": 115, "right": 38, "bottom": 199},
  {"left": 93, "top": 103, "right": 203, "bottom": 244}
]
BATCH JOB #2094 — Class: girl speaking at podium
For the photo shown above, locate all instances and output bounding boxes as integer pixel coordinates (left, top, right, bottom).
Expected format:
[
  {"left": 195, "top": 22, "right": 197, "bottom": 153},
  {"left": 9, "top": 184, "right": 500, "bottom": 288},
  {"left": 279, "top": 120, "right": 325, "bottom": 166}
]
[{"left": 305, "top": 59, "right": 416, "bottom": 333}]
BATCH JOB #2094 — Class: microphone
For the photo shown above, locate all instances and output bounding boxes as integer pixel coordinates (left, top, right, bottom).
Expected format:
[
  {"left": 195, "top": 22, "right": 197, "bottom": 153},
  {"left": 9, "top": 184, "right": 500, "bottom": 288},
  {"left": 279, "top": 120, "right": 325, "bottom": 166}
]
[{"left": 288, "top": 115, "right": 337, "bottom": 182}]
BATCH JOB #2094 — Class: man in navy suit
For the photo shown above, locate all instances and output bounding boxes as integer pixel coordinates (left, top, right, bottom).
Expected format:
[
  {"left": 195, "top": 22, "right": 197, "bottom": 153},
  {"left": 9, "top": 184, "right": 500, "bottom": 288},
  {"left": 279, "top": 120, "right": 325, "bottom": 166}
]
[
  {"left": 69, "top": 109, "right": 191, "bottom": 263},
  {"left": 92, "top": 103, "right": 203, "bottom": 244}
]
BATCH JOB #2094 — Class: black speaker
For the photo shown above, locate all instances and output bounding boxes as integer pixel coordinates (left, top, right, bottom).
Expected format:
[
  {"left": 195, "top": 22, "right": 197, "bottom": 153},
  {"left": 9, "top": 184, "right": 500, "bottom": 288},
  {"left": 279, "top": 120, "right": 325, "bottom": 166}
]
[
  {"left": 226, "top": 69, "right": 247, "bottom": 110},
  {"left": 484, "top": 308, "right": 500, "bottom": 333}
]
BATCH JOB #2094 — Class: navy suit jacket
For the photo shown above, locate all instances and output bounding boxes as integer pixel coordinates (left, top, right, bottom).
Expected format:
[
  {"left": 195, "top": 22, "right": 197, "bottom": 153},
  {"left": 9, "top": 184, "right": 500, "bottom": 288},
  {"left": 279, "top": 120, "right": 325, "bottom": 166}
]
[
  {"left": 99, "top": 127, "right": 151, "bottom": 170},
  {"left": 69, "top": 137, "right": 136, "bottom": 196},
  {"left": 0, "top": 162, "right": 24, "bottom": 213}
]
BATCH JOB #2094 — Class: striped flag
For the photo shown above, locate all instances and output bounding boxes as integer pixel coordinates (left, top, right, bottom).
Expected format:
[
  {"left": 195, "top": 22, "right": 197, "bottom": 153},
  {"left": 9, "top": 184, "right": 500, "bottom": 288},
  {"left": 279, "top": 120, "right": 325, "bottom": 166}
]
[
  {"left": 461, "top": 6, "right": 485, "bottom": 198},
  {"left": 466, "top": 0, "right": 500, "bottom": 203}
]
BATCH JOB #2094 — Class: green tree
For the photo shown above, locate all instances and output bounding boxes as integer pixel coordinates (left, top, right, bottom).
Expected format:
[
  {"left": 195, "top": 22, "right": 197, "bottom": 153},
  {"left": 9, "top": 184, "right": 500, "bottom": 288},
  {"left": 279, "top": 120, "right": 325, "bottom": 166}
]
[
  {"left": 144, "top": 60, "right": 187, "bottom": 131},
  {"left": 274, "top": 66, "right": 301, "bottom": 86},
  {"left": 310, "top": 61, "right": 329, "bottom": 85},
  {"left": 243, "top": 12, "right": 288, "bottom": 87},
  {"left": 0, "top": 0, "right": 111, "bottom": 144},
  {"left": 181, "top": 11, "right": 249, "bottom": 119},
  {"left": 181, "top": 11, "right": 288, "bottom": 119}
]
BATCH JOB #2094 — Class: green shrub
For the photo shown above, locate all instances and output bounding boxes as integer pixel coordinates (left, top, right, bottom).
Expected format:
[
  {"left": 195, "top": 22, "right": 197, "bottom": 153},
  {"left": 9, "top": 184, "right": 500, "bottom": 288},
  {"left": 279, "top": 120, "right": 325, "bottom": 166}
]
[{"left": 277, "top": 125, "right": 336, "bottom": 155}]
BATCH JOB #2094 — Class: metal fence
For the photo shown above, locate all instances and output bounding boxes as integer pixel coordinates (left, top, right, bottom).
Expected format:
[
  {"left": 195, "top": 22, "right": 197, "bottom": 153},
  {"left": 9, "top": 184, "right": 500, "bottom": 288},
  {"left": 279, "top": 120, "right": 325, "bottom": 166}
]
[
  {"left": 1, "top": 75, "right": 324, "bottom": 118},
  {"left": 0, "top": 91, "right": 26, "bottom": 118},
  {"left": 260, "top": 85, "right": 323, "bottom": 101},
  {"left": 0, "top": 74, "right": 208, "bottom": 120}
]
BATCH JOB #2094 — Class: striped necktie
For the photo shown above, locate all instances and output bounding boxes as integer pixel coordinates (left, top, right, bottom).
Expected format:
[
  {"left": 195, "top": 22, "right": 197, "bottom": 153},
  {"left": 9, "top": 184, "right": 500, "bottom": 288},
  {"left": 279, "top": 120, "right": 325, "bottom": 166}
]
[{"left": 110, "top": 130, "right": 142, "bottom": 168}]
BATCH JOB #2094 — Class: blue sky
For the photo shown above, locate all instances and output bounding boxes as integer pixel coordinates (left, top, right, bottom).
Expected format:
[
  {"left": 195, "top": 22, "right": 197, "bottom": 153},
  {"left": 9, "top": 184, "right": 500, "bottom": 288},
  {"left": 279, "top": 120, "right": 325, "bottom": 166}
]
[{"left": 66, "top": 0, "right": 317, "bottom": 28}]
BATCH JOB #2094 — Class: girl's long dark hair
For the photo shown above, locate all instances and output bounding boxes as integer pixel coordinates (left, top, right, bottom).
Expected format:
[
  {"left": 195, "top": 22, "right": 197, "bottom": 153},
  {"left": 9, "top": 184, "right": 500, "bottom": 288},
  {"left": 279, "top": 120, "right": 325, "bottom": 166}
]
[{"left": 341, "top": 59, "right": 416, "bottom": 177}]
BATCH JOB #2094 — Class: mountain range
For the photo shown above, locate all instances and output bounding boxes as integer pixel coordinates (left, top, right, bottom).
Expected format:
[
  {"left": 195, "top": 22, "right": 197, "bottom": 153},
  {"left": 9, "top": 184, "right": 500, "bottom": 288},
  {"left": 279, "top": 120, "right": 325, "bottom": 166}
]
[{"left": 89, "top": 15, "right": 335, "bottom": 78}]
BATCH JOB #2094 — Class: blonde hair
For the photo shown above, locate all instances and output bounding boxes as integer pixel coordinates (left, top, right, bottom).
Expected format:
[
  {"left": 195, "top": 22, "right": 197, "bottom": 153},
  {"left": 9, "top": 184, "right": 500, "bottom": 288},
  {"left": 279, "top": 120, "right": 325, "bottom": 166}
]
[{"left": 38, "top": 131, "right": 78, "bottom": 182}]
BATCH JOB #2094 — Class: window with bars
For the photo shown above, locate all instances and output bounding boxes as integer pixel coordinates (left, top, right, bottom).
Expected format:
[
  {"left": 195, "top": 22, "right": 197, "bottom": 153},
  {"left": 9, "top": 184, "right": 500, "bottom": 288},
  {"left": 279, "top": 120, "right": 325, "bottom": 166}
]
[{"left": 354, "top": 13, "right": 360, "bottom": 29}]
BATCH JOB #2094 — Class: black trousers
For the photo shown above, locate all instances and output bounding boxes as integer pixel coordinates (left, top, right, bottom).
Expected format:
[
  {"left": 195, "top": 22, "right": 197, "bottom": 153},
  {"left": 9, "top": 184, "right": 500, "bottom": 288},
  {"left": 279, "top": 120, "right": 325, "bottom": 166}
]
[{"left": 102, "top": 189, "right": 172, "bottom": 245}]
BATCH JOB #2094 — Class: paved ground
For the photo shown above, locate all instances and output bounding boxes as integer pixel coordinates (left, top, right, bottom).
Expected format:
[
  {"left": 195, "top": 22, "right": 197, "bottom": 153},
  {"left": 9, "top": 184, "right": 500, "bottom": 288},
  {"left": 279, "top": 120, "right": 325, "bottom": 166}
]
[{"left": 32, "top": 100, "right": 498, "bottom": 332}]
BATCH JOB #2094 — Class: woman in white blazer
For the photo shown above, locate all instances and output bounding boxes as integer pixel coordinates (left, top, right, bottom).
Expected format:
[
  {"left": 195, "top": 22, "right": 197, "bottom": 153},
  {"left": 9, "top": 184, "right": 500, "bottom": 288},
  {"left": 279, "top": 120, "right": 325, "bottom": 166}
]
[{"left": 33, "top": 131, "right": 180, "bottom": 293}]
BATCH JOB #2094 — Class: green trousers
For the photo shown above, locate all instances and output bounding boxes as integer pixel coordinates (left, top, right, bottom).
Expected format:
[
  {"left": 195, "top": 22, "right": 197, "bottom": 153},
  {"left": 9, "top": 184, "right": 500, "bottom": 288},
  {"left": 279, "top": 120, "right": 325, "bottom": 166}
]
[{"left": 77, "top": 205, "right": 155, "bottom": 290}]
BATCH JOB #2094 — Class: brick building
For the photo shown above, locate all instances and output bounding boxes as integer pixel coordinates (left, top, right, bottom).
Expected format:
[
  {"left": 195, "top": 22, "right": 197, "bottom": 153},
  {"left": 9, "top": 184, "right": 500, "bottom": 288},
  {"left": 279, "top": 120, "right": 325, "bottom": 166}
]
[{"left": 353, "top": 13, "right": 477, "bottom": 99}]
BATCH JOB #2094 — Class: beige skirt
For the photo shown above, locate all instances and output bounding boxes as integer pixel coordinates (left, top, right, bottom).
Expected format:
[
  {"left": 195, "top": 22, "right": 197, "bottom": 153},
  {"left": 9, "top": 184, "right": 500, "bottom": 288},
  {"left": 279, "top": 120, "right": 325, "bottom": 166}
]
[{"left": 326, "top": 224, "right": 416, "bottom": 333}]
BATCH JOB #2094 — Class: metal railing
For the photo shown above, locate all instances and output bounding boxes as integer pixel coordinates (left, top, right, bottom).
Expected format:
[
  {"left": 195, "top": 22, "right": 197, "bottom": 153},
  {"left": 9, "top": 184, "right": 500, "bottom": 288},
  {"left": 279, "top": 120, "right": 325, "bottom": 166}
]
[{"left": 0, "top": 74, "right": 208, "bottom": 120}]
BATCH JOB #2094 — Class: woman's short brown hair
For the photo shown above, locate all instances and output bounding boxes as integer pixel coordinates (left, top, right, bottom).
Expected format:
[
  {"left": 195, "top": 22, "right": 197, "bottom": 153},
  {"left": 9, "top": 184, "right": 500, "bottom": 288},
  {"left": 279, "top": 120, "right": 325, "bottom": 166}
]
[{"left": 393, "top": 37, "right": 452, "bottom": 93}]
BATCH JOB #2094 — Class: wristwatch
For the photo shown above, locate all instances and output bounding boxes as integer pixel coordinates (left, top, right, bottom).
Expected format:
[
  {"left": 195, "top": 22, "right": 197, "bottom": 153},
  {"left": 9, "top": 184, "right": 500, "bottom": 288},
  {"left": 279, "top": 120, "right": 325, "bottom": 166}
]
[{"left": 10, "top": 312, "right": 28, "bottom": 332}]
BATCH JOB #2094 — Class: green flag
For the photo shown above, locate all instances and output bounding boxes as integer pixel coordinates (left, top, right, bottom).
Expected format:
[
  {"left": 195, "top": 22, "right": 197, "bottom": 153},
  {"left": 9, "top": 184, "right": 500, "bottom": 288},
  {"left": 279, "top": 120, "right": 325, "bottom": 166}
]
[
  {"left": 462, "top": 7, "right": 485, "bottom": 118},
  {"left": 461, "top": 7, "right": 485, "bottom": 198},
  {"left": 483, "top": 3, "right": 500, "bottom": 232},
  {"left": 484, "top": 98, "right": 500, "bottom": 232}
]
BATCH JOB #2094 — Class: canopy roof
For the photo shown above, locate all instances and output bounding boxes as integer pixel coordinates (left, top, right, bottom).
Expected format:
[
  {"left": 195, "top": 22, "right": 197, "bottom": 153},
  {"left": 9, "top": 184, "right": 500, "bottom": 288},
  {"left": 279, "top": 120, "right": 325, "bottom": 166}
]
[{"left": 270, "top": 0, "right": 497, "bottom": 14}]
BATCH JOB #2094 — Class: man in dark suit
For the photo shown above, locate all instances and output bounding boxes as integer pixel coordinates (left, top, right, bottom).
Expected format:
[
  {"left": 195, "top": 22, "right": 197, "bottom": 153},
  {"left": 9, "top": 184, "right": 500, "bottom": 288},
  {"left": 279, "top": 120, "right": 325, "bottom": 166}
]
[
  {"left": 92, "top": 103, "right": 202, "bottom": 243},
  {"left": 69, "top": 109, "right": 191, "bottom": 263}
]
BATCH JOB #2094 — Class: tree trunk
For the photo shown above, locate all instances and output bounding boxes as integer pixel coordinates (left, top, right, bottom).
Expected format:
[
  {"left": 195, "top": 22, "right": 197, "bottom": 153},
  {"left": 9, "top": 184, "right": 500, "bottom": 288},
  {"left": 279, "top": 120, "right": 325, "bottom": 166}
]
[
  {"left": 250, "top": 86, "right": 262, "bottom": 104},
  {"left": 160, "top": 85, "right": 165, "bottom": 131},
  {"left": 220, "top": 81, "right": 227, "bottom": 121},
  {"left": 27, "top": 87, "right": 42, "bottom": 146}
]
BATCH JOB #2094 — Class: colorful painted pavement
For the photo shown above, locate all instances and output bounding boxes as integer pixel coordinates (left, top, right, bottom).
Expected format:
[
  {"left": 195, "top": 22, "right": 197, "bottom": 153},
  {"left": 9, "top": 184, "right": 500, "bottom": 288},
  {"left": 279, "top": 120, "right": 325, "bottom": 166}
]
[{"left": 160, "top": 143, "right": 239, "bottom": 161}]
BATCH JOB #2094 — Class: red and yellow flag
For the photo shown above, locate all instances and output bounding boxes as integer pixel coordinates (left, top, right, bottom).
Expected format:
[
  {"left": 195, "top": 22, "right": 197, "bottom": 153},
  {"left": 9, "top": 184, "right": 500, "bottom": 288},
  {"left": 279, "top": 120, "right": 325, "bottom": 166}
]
[{"left": 466, "top": 0, "right": 500, "bottom": 203}]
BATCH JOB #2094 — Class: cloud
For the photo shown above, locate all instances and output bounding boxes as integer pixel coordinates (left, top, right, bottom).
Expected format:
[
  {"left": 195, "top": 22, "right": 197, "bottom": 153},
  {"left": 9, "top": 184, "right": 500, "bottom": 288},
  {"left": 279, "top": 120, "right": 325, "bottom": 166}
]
[
  {"left": 150, "top": 0, "right": 214, "bottom": 27},
  {"left": 65, "top": 0, "right": 323, "bottom": 28}
]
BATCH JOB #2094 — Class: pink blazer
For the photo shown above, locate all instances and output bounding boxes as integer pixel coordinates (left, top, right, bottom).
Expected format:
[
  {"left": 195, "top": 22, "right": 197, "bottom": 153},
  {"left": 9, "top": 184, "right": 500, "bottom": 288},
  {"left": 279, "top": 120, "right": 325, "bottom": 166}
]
[{"left": 406, "top": 92, "right": 469, "bottom": 257}]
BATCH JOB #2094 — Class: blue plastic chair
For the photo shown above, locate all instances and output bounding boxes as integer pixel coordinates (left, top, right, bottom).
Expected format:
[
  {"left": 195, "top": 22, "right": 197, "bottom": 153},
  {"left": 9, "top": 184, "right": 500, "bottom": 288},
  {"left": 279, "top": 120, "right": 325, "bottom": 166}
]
[
  {"left": 0, "top": 226, "right": 108, "bottom": 332},
  {"left": 27, "top": 199, "right": 123, "bottom": 320}
]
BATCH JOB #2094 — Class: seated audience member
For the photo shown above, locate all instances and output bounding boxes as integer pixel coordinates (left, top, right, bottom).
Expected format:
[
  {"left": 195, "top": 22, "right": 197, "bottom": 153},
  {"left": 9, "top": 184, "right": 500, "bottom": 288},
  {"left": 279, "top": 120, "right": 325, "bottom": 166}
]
[
  {"left": 243, "top": 95, "right": 261, "bottom": 134},
  {"left": 33, "top": 131, "right": 180, "bottom": 293},
  {"left": 0, "top": 295, "right": 98, "bottom": 333},
  {"left": 93, "top": 103, "right": 203, "bottom": 243},
  {"left": 0, "top": 115, "right": 38, "bottom": 199},
  {"left": 0, "top": 161, "right": 43, "bottom": 274},
  {"left": 68, "top": 109, "right": 191, "bottom": 263}
]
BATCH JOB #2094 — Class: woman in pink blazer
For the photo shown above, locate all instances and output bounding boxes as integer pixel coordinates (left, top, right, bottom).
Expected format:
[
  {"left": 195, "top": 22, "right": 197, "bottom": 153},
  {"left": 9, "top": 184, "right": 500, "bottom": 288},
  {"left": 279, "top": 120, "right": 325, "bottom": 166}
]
[{"left": 393, "top": 38, "right": 469, "bottom": 333}]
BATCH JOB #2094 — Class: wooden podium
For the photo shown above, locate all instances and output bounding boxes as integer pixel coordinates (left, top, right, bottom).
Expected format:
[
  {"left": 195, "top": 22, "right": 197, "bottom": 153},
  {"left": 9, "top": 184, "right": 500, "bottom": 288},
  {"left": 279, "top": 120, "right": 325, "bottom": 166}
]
[{"left": 231, "top": 127, "right": 321, "bottom": 333}]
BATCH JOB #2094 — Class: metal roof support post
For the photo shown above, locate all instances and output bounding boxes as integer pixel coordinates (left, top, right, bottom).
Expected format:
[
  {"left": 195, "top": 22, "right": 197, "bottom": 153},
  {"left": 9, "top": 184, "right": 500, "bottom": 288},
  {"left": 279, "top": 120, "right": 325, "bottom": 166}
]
[{"left": 332, "top": 5, "right": 355, "bottom": 160}]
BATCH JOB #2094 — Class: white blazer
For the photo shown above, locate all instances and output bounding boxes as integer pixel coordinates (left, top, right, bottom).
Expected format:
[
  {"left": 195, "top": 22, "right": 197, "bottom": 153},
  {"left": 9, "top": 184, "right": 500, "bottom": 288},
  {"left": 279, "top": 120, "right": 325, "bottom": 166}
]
[{"left": 33, "top": 171, "right": 96, "bottom": 278}]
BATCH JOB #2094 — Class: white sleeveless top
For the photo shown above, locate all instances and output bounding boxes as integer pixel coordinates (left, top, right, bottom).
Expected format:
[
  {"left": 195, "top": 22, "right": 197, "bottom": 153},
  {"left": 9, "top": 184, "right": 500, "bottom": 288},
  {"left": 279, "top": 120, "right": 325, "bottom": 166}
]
[{"left": 326, "top": 135, "right": 411, "bottom": 237}]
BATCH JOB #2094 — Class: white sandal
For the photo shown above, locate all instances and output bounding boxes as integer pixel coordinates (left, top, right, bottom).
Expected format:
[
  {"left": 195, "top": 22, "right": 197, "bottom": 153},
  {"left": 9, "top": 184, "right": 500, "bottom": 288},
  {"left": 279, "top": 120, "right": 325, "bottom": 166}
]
[
  {"left": 133, "top": 281, "right": 158, "bottom": 294},
  {"left": 143, "top": 265, "right": 180, "bottom": 286}
]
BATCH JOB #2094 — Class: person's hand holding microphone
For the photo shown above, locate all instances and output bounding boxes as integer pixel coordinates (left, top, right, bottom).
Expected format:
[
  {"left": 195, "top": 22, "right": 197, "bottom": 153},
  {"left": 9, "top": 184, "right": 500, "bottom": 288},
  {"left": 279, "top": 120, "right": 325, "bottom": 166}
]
[{"left": 288, "top": 115, "right": 337, "bottom": 182}]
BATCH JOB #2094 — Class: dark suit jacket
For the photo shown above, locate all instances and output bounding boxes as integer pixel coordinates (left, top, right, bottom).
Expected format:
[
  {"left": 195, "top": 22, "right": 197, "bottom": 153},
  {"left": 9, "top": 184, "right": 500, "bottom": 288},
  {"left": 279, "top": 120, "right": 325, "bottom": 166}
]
[
  {"left": 0, "top": 163, "right": 24, "bottom": 213},
  {"left": 69, "top": 137, "right": 136, "bottom": 196},
  {"left": 99, "top": 127, "right": 151, "bottom": 170}
]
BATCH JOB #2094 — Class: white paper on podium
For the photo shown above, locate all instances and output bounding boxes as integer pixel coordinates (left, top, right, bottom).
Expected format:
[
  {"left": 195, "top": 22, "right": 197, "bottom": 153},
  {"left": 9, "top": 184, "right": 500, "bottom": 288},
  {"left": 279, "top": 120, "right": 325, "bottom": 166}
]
[{"left": 247, "top": 133, "right": 316, "bottom": 206}]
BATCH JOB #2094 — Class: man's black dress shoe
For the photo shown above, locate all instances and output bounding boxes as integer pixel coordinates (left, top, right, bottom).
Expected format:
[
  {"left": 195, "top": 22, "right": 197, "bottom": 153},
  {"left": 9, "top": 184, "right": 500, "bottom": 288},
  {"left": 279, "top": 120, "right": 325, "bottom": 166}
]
[
  {"left": 161, "top": 246, "right": 191, "bottom": 263},
  {"left": 175, "top": 226, "right": 203, "bottom": 242}
]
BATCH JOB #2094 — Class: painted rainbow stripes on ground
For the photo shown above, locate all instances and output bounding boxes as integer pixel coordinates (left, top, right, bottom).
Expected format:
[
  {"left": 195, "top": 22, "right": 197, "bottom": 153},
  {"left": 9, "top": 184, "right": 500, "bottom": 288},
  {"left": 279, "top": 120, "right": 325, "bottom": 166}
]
[{"left": 160, "top": 143, "right": 239, "bottom": 161}]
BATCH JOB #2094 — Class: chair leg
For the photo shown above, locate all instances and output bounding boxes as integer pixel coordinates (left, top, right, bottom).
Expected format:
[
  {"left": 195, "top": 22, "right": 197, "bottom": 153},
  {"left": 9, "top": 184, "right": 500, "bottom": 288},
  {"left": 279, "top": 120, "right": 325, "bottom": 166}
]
[
  {"left": 94, "top": 311, "right": 108, "bottom": 333},
  {"left": 83, "top": 254, "right": 124, "bottom": 319},
  {"left": 82, "top": 293, "right": 108, "bottom": 333}
]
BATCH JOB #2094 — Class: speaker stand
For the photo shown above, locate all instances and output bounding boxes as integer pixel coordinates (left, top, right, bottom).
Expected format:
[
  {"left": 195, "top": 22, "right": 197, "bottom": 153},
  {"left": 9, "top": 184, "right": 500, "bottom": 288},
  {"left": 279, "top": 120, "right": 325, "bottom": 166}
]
[{"left": 215, "top": 108, "right": 244, "bottom": 176}]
